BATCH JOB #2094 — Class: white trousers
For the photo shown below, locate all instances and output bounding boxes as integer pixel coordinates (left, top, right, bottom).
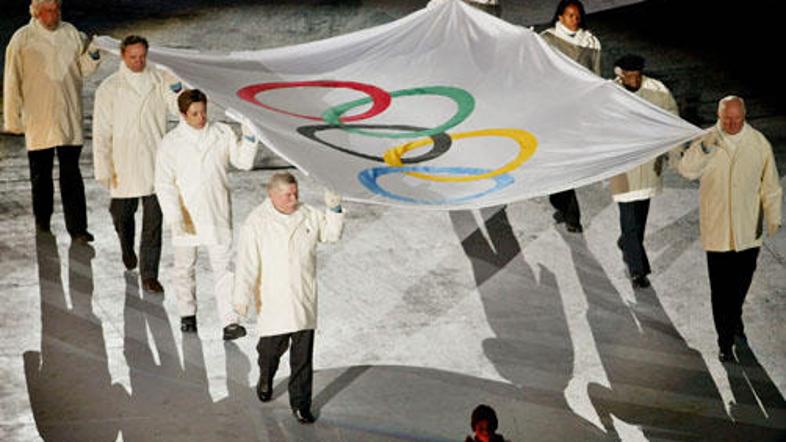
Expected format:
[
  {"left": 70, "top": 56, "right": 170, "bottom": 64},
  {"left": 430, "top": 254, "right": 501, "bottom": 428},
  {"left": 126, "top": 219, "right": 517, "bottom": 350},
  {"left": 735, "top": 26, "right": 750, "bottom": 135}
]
[{"left": 172, "top": 242, "right": 238, "bottom": 327}]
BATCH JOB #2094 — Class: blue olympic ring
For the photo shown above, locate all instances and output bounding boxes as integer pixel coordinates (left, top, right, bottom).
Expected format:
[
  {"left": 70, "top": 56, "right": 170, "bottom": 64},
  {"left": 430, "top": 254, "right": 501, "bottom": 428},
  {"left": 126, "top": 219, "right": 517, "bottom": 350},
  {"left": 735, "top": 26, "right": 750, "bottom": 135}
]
[{"left": 358, "top": 166, "right": 514, "bottom": 205}]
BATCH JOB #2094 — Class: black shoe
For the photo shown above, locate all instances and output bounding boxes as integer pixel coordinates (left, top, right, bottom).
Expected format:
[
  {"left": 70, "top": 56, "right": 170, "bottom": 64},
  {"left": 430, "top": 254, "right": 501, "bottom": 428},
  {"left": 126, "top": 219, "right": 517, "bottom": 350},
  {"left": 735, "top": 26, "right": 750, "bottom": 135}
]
[
  {"left": 123, "top": 252, "right": 138, "bottom": 271},
  {"left": 142, "top": 278, "right": 164, "bottom": 294},
  {"left": 223, "top": 323, "right": 246, "bottom": 341},
  {"left": 632, "top": 275, "right": 651, "bottom": 289},
  {"left": 181, "top": 315, "right": 197, "bottom": 333},
  {"left": 256, "top": 379, "right": 272, "bottom": 402},
  {"left": 718, "top": 349, "right": 736, "bottom": 363},
  {"left": 566, "top": 223, "right": 583, "bottom": 233},
  {"left": 71, "top": 231, "right": 95, "bottom": 243},
  {"left": 292, "top": 408, "right": 315, "bottom": 424},
  {"left": 552, "top": 211, "right": 566, "bottom": 224}
]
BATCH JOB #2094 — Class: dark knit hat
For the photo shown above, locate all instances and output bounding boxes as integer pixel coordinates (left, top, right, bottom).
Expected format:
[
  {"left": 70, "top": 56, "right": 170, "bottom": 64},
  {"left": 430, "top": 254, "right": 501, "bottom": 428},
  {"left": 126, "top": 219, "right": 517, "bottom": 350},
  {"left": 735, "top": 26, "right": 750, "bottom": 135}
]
[{"left": 614, "top": 54, "right": 645, "bottom": 71}]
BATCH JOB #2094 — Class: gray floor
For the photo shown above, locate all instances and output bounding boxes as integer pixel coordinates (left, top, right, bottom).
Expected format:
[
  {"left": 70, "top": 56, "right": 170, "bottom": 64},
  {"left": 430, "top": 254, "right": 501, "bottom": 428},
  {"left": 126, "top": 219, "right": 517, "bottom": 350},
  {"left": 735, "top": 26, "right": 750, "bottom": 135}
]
[{"left": 1, "top": 2, "right": 785, "bottom": 441}]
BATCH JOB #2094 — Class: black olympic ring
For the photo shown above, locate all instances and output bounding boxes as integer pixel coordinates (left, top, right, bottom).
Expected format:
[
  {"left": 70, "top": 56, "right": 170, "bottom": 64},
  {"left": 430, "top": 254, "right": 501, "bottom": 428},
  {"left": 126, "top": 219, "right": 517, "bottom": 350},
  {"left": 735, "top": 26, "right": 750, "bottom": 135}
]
[{"left": 296, "top": 124, "right": 452, "bottom": 164}]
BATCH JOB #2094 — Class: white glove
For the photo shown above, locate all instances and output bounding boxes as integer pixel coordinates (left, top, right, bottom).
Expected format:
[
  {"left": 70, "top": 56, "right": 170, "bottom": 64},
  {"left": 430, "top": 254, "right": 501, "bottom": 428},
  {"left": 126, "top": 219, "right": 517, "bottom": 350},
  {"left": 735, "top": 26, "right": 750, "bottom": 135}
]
[
  {"left": 162, "top": 70, "right": 183, "bottom": 93},
  {"left": 700, "top": 131, "right": 721, "bottom": 153},
  {"left": 324, "top": 189, "right": 342, "bottom": 209},
  {"left": 241, "top": 118, "right": 256, "bottom": 142},
  {"left": 86, "top": 36, "right": 101, "bottom": 60}
]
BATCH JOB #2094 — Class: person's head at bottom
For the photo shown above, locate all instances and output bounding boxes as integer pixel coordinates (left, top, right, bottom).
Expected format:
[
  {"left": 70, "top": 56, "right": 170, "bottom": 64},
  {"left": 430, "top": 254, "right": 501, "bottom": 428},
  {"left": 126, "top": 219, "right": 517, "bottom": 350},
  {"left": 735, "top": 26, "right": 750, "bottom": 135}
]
[{"left": 466, "top": 404, "right": 500, "bottom": 442}]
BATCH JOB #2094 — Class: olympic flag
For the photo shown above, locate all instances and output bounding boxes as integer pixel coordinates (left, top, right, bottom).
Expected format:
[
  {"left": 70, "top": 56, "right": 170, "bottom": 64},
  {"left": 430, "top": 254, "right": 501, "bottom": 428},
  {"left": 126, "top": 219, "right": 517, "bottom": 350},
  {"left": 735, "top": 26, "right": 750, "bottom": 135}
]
[{"left": 97, "top": 0, "right": 702, "bottom": 209}]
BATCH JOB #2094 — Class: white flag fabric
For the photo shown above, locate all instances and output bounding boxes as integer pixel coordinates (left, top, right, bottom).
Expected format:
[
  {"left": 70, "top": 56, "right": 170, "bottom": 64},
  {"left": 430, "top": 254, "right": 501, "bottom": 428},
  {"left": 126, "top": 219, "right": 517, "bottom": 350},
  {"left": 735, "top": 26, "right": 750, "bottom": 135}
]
[{"left": 97, "top": 0, "right": 702, "bottom": 210}]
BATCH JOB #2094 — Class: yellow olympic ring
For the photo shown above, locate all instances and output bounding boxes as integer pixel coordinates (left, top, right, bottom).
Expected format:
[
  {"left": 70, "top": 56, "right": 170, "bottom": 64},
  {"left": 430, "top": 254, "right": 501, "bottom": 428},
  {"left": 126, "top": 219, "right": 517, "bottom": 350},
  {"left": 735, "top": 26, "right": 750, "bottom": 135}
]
[{"left": 382, "top": 128, "right": 538, "bottom": 183}]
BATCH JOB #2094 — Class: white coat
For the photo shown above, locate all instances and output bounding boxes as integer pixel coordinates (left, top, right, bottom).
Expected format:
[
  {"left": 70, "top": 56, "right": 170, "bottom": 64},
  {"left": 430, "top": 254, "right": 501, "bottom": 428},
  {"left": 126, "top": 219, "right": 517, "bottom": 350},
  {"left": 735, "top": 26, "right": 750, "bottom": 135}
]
[
  {"left": 233, "top": 199, "right": 344, "bottom": 337},
  {"left": 609, "top": 76, "right": 680, "bottom": 202},
  {"left": 155, "top": 121, "right": 258, "bottom": 247},
  {"left": 93, "top": 64, "right": 178, "bottom": 198},
  {"left": 3, "top": 19, "right": 100, "bottom": 150},
  {"left": 678, "top": 122, "right": 782, "bottom": 252}
]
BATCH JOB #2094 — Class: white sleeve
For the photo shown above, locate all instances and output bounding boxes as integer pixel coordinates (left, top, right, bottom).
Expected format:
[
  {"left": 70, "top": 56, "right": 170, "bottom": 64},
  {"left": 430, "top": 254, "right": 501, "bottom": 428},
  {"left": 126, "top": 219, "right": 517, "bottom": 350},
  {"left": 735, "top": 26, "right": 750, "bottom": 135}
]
[
  {"left": 233, "top": 221, "right": 262, "bottom": 315},
  {"left": 318, "top": 208, "right": 345, "bottom": 243},
  {"left": 154, "top": 142, "right": 183, "bottom": 226},
  {"left": 3, "top": 34, "right": 24, "bottom": 133},
  {"left": 760, "top": 138, "right": 783, "bottom": 232},
  {"left": 76, "top": 31, "right": 100, "bottom": 78},
  {"left": 226, "top": 125, "right": 258, "bottom": 171},
  {"left": 678, "top": 134, "right": 717, "bottom": 180},
  {"left": 92, "top": 82, "right": 114, "bottom": 181}
]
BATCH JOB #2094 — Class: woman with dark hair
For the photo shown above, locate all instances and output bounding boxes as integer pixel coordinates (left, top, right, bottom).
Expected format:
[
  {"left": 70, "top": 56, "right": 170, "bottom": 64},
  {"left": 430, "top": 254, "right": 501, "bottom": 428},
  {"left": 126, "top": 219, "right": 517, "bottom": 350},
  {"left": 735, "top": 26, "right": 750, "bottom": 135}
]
[{"left": 540, "top": 0, "right": 602, "bottom": 233}]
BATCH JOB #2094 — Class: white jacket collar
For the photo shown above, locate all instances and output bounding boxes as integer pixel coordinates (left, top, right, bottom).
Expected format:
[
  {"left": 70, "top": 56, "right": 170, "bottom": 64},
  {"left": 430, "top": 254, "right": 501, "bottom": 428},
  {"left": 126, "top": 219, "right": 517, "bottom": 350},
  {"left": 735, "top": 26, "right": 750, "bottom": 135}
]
[
  {"left": 119, "top": 63, "right": 155, "bottom": 96},
  {"left": 177, "top": 119, "right": 212, "bottom": 144},
  {"left": 30, "top": 17, "right": 63, "bottom": 41},
  {"left": 548, "top": 22, "right": 598, "bottom": 49},
  {"left": 717, "top": 121, "right": 752, "bottom": 154},
  {"left": 262, "top": 198, "right": 304, "bottom": 225}
]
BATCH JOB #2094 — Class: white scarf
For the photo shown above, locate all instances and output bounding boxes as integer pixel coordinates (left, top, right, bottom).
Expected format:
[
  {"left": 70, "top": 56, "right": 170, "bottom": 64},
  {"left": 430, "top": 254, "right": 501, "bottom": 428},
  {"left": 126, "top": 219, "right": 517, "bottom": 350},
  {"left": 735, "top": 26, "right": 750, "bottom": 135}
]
[
  {"left": 717, "top": 121, "right": 751, "bottom": 156},
  {"left": 550, "top": 21, "right": 599, "bottom": 50},
  {"left": 30, "top": 17, "right": 61, "bottom": 43},
  {"left": 120, "top": 63, "right": 154, "bottom": 96},
  {"left": 264, "top": 198, "right": 303, "bottom": 226},
  {"left": 178, "top": 120, "right": 211, "bottom": 147}
]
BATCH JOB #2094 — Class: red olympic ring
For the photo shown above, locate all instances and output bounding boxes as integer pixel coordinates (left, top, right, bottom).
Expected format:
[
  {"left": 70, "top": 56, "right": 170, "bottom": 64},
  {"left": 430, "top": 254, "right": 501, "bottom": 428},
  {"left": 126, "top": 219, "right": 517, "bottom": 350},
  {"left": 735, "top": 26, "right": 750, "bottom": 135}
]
[{"left": 237, "top": 80, "right": 392, "bottom": 122}]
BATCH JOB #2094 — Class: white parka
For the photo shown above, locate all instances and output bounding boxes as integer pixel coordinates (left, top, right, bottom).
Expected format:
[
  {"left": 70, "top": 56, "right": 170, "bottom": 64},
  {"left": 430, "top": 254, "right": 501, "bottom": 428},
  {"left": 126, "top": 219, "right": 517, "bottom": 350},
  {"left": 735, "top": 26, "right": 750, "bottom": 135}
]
[
  {"left": 155, "top": 121, "right": 258, "bottom": 247},
  {"left": 609, "top": 76, "right": 680, "bottom": 202},
  {"left": 3, "top": 19, "right": 100, "bottom": 150},
  {"left": 678, "top": 122, "right": 782, "bottom": 252},
  {"left": 540, "top": 23, "right": 602, "bottom": 76},
  {"left": 233, "top": 199, "right": 344, "bottom": 337},
  {"left": 93, "top": 64, "right": 178, "bottom": 198}
]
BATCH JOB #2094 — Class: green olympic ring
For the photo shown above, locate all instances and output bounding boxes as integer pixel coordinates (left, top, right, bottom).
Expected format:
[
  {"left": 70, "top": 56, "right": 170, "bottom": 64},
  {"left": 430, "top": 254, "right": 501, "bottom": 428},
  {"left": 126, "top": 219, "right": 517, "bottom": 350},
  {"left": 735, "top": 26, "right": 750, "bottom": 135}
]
[{"left": 322, "top": 86, "right": 475, "bottom": 139}]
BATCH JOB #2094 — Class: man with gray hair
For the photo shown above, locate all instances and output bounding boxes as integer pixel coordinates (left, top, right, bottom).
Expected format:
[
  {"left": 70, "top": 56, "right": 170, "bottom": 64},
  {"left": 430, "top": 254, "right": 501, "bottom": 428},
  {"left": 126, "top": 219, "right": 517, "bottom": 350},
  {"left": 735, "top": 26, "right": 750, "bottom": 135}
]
[
  {"left": 233, "top": 172, "right": 344, "bottom": 424},
  {"left": 3, "top": 0, "right": 101, "bottom": 241},
  {"left": 678, "top": 96, "right": 782, "bottom": 363},
  {"left": 93, "top": 34, "right": 182, "bottom": 293}
]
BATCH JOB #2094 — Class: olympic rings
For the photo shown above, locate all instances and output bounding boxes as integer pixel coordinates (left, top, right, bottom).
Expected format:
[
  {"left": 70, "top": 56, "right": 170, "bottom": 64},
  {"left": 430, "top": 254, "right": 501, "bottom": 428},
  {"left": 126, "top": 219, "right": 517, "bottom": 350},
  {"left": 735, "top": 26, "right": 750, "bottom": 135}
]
[
  {"left": 358, "top": 166, "right": 514, "bottom": 205},
  {"left": 235, "top": 80, "right": 539, "bottom": 204},
  {"left": 322, "top": 86, "right": 475, "bottom": 139},
  {"left": 383, "top": 129, "right": 538, "bottom": 183},
  {"left": 236, "top": 80, "right": 391, "bottom": 122},
  {"left": 296, "top": 124, "right": 452, "bottom": 164}
]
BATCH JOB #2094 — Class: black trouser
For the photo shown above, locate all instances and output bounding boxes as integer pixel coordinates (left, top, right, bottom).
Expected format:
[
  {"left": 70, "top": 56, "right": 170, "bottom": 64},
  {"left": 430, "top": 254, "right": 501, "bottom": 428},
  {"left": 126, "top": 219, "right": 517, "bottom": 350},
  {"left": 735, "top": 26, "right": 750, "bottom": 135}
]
[
  {"left": 617, "top": 199, "right": 651, "bottom": 277},
  {"left": 549, "top": 189, "right": 581, "bottom": 226},
  {"left": 109, "top": 195, "right": 163, "bottom": 280},
  {"left": 257, "top": 330, "right": 315, "bottom": 411},
  {"left": 27, "top": 146, "right": 88, "bottom": 235},
  {"left": 706, "top": 248, "right": 759, "bottom": 351}
]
